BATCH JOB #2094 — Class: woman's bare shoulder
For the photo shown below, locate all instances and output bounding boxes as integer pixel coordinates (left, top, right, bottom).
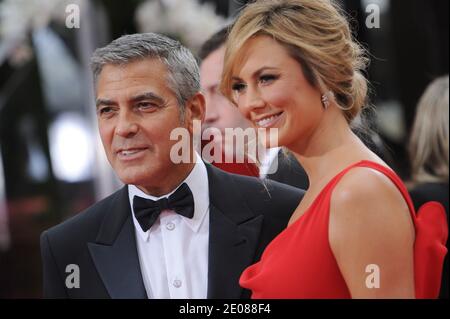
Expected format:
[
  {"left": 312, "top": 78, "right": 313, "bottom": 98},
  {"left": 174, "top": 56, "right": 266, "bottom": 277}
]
[{"left": 327, "top": 166, "right": 415, "bottom": 298}]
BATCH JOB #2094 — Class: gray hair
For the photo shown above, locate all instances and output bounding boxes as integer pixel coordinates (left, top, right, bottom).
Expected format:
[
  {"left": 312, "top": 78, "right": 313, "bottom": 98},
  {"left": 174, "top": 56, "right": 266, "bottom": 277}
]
[{"left": 91, "top": 33, "right": 200, "bottom": 113}]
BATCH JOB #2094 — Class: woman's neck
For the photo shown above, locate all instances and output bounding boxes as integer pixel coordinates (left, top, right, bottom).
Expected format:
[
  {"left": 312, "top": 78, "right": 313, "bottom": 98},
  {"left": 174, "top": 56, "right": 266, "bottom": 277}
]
[{"left": 288, "top": 108, "right": 367, "bottom": 188}]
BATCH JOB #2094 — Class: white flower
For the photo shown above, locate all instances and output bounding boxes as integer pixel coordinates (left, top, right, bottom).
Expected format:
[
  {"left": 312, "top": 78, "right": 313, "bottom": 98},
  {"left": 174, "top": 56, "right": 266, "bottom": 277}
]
[
  {"left": 0, "top": 0, "right": 81, "bottom": 38},
  {"left": 135, "top": 0, "right": 226, "bottom": 53},
  {"left": 0, "top": 0, "right": 82, "bottom": 65},
  {"left": 135, "top": 0, "right": 170, "bottom": 35}
]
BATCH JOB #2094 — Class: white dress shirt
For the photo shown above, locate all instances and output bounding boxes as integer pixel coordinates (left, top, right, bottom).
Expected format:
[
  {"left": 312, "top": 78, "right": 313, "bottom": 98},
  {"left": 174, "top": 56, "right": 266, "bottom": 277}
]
[
  {"left": 128, "top": 153, "right": 210, "bottom": 299},
  {"left": 259, "top": 147, "right": 281, "bottom": 178}
]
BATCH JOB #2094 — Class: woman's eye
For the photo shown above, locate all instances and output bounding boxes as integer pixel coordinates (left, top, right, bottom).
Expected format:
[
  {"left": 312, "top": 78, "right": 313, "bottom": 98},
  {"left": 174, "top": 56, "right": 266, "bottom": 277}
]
[
  {"left": 232, "top": 82, "right": 246, "bottom": 93},
  {"left": 259, "top": 74, "right": 278, "bottom": 84}
]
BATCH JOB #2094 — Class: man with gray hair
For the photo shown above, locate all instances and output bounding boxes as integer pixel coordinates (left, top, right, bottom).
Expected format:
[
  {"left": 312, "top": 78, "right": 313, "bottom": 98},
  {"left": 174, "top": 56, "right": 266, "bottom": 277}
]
[{"left": 40, "top": 33, "right": 303, "bottom": 299}]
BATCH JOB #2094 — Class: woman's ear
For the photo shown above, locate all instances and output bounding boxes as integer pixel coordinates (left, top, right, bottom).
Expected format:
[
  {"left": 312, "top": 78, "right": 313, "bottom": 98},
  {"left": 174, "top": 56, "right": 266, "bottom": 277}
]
[{"left": 185, "top": 92, "right": 206, "bottom": 134}]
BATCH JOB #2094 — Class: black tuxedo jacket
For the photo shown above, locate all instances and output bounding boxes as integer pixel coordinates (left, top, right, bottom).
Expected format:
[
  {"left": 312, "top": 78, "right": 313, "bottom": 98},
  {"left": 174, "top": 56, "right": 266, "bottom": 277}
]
[
  {"left": 266, "top": 150, "right": 309, "bottom": 190},
  {"left": 40, "top": 164, "right": 304, "bottom": 298}
]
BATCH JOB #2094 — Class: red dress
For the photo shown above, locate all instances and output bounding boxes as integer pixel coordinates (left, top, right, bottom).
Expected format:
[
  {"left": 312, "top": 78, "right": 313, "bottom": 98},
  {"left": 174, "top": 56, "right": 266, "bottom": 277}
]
[{"left": 239, "top": 160, "right": 448, "bottom": 298}]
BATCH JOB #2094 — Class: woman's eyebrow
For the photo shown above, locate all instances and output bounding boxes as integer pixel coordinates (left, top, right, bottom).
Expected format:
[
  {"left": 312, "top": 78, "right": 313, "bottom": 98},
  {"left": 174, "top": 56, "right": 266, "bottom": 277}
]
[{"left": 232, "top": 66, "right": 280, "bottom": 82}]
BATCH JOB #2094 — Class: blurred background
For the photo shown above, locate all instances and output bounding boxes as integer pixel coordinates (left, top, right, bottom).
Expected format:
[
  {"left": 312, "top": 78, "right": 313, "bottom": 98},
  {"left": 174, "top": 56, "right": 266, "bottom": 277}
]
[{"left": 0, "top": 0, "right": 448, "bottom": 298}]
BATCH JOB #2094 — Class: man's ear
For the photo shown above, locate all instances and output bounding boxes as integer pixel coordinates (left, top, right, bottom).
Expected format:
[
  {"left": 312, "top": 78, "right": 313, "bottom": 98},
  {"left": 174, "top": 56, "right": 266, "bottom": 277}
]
[{"left": 185, "top": 92, "right": 205, "bottom": 134}]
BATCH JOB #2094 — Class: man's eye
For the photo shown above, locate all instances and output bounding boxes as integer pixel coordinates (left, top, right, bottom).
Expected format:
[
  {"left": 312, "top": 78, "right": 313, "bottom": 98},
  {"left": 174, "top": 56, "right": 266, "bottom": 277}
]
[
  {"left": 212, "top": 86, "right": 223, "bottom": 96},
  {"left": 259, "top": 74, "right": 278, "bottom": 84},
  {"left": 98, "top": 107, "right": 113, "bottom": 115},
  {"left": 232, "top": 82, "right": 246, "bottom": 92},
  {"left": 137, "top": 102, "right": 157, "bottom": 110}
]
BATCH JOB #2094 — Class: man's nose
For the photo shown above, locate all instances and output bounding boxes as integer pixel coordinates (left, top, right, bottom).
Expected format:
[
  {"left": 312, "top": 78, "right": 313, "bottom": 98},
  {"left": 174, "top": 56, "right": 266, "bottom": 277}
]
[{"left": 115, "top": 110, "right": 138, "bottom": 137}]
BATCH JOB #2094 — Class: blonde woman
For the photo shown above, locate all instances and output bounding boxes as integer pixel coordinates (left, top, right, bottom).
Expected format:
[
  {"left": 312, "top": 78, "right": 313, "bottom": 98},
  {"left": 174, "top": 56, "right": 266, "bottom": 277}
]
[
  {"left": 408, "top": 75, "right": 449, "bottom": 298},
  {"left": 221, "top": 0, "right": 448, "bottom": 298}
]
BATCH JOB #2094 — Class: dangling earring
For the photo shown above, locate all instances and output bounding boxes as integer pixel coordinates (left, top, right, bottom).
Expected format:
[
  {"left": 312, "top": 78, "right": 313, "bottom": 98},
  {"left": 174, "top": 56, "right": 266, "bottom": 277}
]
[{"left": 321, "top": 91, "right": 333, "bottom": 109}]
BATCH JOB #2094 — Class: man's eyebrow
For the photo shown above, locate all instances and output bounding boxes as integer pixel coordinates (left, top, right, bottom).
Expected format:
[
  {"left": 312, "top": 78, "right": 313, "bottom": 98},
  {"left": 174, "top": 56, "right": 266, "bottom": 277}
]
[
  {"left": 131, "top": 92, "right": 165, "bottom": 105},
  {"left": 96, "top": 98, "right": 115, "bottom": 108},
  {"left": 95, "top": 92, "right": 166, "bottom": 108},
  {"left": 205, "top": 84, "right": 219, "bottom": 92}
]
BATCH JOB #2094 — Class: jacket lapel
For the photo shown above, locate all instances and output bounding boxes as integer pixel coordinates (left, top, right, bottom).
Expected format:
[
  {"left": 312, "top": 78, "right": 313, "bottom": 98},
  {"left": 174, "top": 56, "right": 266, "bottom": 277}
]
[
  {"left": 266, "top": 150, "right": 309, "bottom": 190},
  {"left": 206, "top": 165, "right": 264, "bottom": 298},
  {"left": 88, "top": 186, "right": 147, "bottom": 299},
  {"left": 87, "top": 166, "right": 264, "bottom": 299}
]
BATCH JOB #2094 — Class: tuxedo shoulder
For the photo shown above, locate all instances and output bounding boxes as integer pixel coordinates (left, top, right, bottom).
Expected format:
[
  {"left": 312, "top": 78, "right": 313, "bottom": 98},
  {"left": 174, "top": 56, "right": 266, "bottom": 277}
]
[
  {"left": 42, "top": 187, "right": 126, "bottom": 245},
  {"left": 231, "top": 172, "right": 304, "bottom": 196},
  {"left": 216, "top": 172, "right": 303, "bottom": 233},
  {"left": 229, "top": 173, "right": 305, "bottom": 210}
]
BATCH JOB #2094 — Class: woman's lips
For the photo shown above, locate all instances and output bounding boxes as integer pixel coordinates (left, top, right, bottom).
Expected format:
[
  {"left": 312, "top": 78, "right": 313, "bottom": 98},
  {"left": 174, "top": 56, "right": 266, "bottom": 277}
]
[{"left": 254, "top": 112, "right": 284, "bottom": 128}]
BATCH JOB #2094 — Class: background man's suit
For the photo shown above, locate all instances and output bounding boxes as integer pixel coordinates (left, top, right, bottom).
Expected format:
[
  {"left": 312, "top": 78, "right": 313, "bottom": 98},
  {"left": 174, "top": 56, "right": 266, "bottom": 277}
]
[{"left": 267, "top": 150, "right": 309, "bottom": 190}]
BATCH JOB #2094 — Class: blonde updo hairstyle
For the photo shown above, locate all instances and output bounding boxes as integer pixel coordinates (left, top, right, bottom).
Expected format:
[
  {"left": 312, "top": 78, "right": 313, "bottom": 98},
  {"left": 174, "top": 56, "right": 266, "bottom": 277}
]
[{"left": 221, "top": 0, "right": 369, "bottom": 123}]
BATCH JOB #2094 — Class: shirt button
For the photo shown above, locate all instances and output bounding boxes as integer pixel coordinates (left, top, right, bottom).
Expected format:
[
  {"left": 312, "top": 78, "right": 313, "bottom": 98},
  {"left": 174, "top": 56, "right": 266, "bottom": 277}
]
[
  {"left": 173, "top": 279, "right": 182, "bottom": 288},
  {"left": 166, "top": 222, "right": 175, "bottom": 231}
]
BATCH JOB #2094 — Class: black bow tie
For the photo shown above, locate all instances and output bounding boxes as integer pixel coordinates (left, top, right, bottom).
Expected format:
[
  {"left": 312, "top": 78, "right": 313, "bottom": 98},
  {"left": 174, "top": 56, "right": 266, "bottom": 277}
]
[{"left": 133, "top": 183, "right": 195, "bottom": 232}]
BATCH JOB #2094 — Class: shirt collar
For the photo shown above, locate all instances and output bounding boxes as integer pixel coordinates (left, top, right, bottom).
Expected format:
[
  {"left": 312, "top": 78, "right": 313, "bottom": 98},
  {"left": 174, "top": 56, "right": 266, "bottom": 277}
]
[
  {"left": 129, "top": 152, "right": 209, "bottom": 240},
  {"left": 259, "top": 147, "right": 281, "bottom": 178}
]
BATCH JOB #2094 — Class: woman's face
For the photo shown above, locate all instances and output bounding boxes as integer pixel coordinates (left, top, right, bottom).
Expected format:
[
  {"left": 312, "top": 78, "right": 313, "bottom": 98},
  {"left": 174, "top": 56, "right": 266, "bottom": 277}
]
[{"left": 230, "top": 35, "right": 324, "bottom": 150}]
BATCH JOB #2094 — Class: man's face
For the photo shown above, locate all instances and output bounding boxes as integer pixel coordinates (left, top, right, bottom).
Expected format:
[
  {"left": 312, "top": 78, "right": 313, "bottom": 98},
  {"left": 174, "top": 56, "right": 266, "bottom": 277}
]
[
  {"left": 200, "top": 46, "right": 251, "bottom": 146},
  {"left": 96, "top": 58, "right": 198, "bottom": 196}
]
